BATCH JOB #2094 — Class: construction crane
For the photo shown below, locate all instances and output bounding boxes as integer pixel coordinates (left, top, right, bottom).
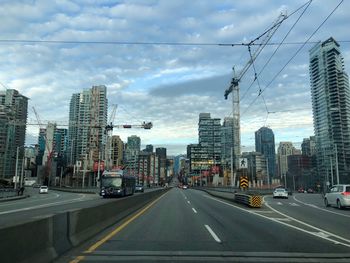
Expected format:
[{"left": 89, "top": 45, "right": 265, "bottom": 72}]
[
  {"left": 224, "top": 12, "right": 287, "bottom": 186},
  {"left": 9, "top": 120, "right": 153, "bottom": 129},
  {"left": 32, "top": 107, "right": 55, "bottom": 185}
]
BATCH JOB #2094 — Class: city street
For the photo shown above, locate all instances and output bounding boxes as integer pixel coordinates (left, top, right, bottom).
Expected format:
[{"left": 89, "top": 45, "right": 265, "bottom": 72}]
[
  {"left": 56, "top": 188, "right": 350, "bottom": 263},
  {"left": 0, "top": 186, "right": 163, "bottom": 228}
]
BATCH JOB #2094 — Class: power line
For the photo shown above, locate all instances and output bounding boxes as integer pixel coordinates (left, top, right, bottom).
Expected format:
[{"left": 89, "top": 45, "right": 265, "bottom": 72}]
[
  {"left": 241, "top": 0, "right": 343, "bottom": 117},
  {"left": 0, "top": 39, "right": 349, "bottom": 47},
  {"left": 241, "top": 0, "right": 313, "bottom": 102}
]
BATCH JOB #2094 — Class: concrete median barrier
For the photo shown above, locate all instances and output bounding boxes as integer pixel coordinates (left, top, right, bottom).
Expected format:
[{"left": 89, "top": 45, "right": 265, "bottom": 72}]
[
  {"left": 0, "top": 217, "right": 55, "bottom": 263},
  {"left": 0, "top": 188, "right": 170, "bottom": 263}
]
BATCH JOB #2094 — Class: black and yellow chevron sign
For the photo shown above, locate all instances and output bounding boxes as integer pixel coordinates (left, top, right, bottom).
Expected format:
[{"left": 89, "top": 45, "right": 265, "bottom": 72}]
[{"left": 239, "top": 176, "right": 249, "bottom": 188}]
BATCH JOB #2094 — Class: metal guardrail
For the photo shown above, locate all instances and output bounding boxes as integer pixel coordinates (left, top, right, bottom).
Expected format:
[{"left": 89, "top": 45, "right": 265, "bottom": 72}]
[
  {"left": 194, "top": 186, "right": 274, "bottom": 195},
  {"left": 0, "top": 188, "right": 18, "bottom": 199},
  {"left": 234, "top": 193, "right": 263, "bottom": 208}
]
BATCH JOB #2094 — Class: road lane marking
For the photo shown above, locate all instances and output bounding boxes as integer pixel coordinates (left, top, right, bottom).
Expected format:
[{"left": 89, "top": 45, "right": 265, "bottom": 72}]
[
  {"left": 264, "top": 196, "right": 350, "bottom": 246},
  {"left": 315, "top": 232, "right": 330, "bottom": 238},
  {"left": 254, "top": 211, "right": 274, "bottom": 213},
  {"left": 203, "top": 194, "right": 350, "bottom": 248},
  {"left": 277, "top": 202, "right": 283, "bottom": 205},
  {"left": 192, "top": 208, "right": 198, "bottom": 214},
  {"left": 205, "top": 225, "right": 221, "bottom": 243},
  {"left": 70, "top": 256, "right": 85, "bottom": 263},
  {"left": 289, "top": 203, "right": 299, "bottom": 206},
  {"left": 293, "top": 195, "right": 350, "bottom": 218},
  {"left": 0, "top": 192, "right": 61, "bottom": 207},
  {"left": 69, "top": 191, "right": 169, "bottom": 263},
  {"left": 274, "top": 218, "right": 291, "bottom": 221},
  {"left": 0, "top": 195, "right": 86, "bottom": 215}
]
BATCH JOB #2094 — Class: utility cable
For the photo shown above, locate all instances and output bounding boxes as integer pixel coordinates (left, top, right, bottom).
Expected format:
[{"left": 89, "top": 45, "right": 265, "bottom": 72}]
[
  {"left": 241, "top": 0, "right": 343, "bottom": 117},
  {"left": 240, "top": 0, "right": 312, "bottom": 102}
]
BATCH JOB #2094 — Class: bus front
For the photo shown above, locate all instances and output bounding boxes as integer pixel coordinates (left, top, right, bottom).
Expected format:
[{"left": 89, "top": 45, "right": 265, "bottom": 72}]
[{"left": 100, "top": 171, "right": 124, "bottom": 197}]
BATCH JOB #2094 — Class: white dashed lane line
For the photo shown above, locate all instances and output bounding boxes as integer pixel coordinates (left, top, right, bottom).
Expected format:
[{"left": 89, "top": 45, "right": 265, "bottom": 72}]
[{"left": 205, "top": 224, "right": 221, "bottom": 243}]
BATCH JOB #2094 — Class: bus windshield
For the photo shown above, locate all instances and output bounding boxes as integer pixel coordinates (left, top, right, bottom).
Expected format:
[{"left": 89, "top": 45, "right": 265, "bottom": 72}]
[{"left": 101, "top": 177, "right": 122, "bottom": 188}]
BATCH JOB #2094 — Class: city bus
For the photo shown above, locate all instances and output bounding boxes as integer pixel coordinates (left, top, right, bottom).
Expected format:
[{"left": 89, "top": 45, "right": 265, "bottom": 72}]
[{"left": 100, "top": 170, "right": 136, "bottom": 198}]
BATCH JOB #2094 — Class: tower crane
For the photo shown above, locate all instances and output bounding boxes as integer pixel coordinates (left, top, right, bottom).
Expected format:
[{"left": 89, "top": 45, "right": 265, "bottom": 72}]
[
  {"left": 32, "top": 106, "right": 55, "bottom": 185},
  {"left": 224, "top": 12, "right": 287, "bottom": 186}
]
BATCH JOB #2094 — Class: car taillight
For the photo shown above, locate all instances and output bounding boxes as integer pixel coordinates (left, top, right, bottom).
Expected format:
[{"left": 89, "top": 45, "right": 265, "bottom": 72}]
[{"left": 341, "top": 192, "right": 350, "bottom": 196}]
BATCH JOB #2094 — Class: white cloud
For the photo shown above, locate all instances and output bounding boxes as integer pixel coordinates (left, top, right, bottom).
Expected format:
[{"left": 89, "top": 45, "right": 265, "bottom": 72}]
[{"left": 0, "top": 0, "right": 349, "bottom": 154}]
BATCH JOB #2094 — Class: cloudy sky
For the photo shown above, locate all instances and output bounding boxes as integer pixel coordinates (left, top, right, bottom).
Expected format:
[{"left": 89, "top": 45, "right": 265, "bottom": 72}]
[{"left": 0, "top": 0, "right": 349, "bottom": 155}]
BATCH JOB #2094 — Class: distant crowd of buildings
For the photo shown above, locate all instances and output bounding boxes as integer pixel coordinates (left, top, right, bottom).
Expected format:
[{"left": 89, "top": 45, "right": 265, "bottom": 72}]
[
  {"left": 0, "top": 85, "right": 173, "bottom": 187},
  {"left": 1, "top": 37, "right": 350, "bottom": 190},
  {"left": 181, "top": 112, "right": 316, "bottom": 189}
]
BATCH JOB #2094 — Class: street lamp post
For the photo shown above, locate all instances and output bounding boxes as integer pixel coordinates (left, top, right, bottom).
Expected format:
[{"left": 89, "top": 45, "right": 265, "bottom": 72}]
[
  {"left": 70, "top": 139, "right": 75, "bottom": 165},
  {"left": 335, "top": 144, "right": 339, "bottom": 184},
  {"left": 14, "top": 146, "right": 20, "bottom": 189}
]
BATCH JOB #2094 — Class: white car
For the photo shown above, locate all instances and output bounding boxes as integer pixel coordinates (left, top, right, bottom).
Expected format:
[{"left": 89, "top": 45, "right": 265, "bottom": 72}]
[
  {"left": 273, "top": 188, "right": 288, "bottom": 199},
  {"left": 324, "top": 184, "right": 350, "bottom": 209},
  {"left": 39, "top": 186, "right": 48, "bottom": 194}
]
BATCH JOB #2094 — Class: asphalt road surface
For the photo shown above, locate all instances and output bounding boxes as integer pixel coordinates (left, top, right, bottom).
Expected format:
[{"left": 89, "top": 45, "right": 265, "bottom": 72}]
[{"left": 56, "top": 188, "right": 350, "bottom": 263}]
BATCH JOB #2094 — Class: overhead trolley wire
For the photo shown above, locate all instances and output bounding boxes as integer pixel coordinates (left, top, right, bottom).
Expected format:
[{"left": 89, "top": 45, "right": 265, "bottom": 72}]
[
  {"left": 241, "top": 0, "right": 343, "bottom": 117},
  {"left": 240, "top": 0, "right": 313, "bottom": 103}
]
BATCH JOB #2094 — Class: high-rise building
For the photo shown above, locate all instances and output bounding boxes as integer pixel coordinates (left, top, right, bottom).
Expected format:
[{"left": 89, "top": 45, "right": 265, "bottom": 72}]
[
  {"left": 221, "top": 117, "right": 233, "bottom": 168},
  {"left": 68, "top": 85, "right": 107, "bottom": 167},
  {"left": 125, "top": 135, "right": 141, "bottom": 175},
  {"left": 187, "top": 113, "right": 222, "bottom": 185},
  {"left": 255, "top": 127, "right": 276, "bottom": 178},
  {"left": 241, "top": 151, "right": 268, "bottom": 185},
  {"left": 143, "top": 144, "right": 153, "bottom": 153},
  {"left": 36, "top": 124, "right": 68, "bottom": 184},
  {"left": 309, "top": 37, "right": 350, "bottom": 184},
  {"left": 277, "top": 142, "right": 298, "bottom": 179},
  {"left": 156, "top": 147, "right": 167, "bottom": 184},
  {"left": 199, "top": 113, "right": 221, "bottom": 165},
  {"left": 111, "top": 135, "right": 124, "bottom": 168},
  {"left": 301, "top": 136, "right": 316, "bottom": 156},
  {"left": 0, "top": 89, "right": 28, "bottom": 179}
]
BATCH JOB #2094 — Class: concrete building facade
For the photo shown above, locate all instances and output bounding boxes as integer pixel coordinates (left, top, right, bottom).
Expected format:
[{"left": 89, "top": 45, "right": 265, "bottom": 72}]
[{"left": 309, "top": 37, "right": 350, "bottom": 184}]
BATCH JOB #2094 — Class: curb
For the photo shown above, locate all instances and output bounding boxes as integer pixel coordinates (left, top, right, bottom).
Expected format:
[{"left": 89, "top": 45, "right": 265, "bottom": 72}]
[
  {"left": 0, "top": 195, "right": 30, "bottom": 203},
  {"left": 50, "top": 187, "right": 98, "bottom": 194}
]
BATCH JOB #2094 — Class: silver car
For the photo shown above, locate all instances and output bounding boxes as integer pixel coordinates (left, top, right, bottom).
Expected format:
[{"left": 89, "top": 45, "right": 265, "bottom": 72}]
[{"left": 324, "top": 184, "right": 350, "bottom": 209}]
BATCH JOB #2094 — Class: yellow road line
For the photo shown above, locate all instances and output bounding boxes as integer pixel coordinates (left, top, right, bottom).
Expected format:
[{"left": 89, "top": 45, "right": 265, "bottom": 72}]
[
  {"left": 69, "top": 255, "right": 85, "bottom": 263},
  {"left": 69, "top": 191, "right": 168, "bottom": 263}
]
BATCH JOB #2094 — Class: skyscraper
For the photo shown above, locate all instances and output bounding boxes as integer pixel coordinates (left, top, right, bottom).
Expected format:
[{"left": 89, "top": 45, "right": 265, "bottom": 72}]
[
  {"left": 0, "top": 89, "right": 28, "bottom": 179},
  {"left": 255, "top": 127, "right": 276, "bottom": 178},
  {"left": 156, "top": 147, "right": 167, "bottom": 184},
  {"left": 111, "top": 135, "right": 124, "bottom": 167},
  {"left": 301, "top": 136, "right": 316, "bottom": 157},
  {"left": 68, "top": 85, "right": 107, "bottom": 166},
  {"left": 198, "top": 113, "right": 221, "bottom": 165},
  {"left": 309, "top": 37, "right": 350, "bottom": 184},
  {"left": 277, "top": 142, "right": 298, "bottom": 180},
  {"left": 125, "top": 135, "right": 141, "bottom": 175}
]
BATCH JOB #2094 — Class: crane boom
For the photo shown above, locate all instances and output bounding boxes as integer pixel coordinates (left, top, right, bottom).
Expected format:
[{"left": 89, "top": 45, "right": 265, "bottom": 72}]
[
  {"left": 224, "top": 12, "right": 287, "bottom": 100},
  {"left": 9, "top": 121, "right": 153, "bottom": 129}
]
